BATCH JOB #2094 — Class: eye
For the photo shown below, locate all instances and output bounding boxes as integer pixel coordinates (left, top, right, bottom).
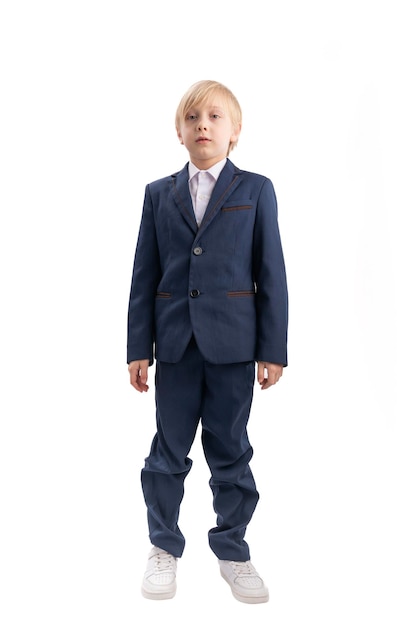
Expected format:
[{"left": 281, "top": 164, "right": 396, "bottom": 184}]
[
  {"left": 186, "top": 113, "right": 197, "bottom": 120},
  {"left": 211, "top": 114, "right": 221, "bottom": 119}
]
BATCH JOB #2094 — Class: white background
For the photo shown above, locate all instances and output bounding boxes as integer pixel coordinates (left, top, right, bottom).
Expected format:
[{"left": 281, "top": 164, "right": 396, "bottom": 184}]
[{"left": 1, "top": 1, "right": 416, "bottom": 624}]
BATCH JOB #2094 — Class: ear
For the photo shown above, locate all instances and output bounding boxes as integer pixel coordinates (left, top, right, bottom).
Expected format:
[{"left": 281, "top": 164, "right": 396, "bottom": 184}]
[
  {"left": 176, "top": 128, "right": 184, "bottom": 144},
  {"left": 230, "top": 123, "right": 242, "bottom": 143}
]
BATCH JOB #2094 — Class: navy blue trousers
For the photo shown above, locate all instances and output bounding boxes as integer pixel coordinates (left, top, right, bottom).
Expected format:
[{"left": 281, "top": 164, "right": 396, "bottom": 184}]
[{"left": 141, "top": 337, "right": 259, "bottom": 561}]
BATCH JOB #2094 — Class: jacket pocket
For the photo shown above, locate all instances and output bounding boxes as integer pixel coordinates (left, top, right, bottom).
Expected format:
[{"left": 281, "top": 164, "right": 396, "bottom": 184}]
[
  {"left": 221, "top": 199, "right": 253, "bottom": 212},
  {"left": 227, "top": 290, "right": 256, "bottom": 297},
  {"left": 156, "top": 292, "right": 172, "bottom": 299}
]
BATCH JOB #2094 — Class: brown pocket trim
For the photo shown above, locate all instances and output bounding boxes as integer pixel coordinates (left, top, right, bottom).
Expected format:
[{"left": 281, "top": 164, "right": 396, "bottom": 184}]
[
  {"left": 156, "top": 292, "right": 172, "bottom": 299},
  {"left": 221, "top": 205, "right": 252, "bottom": 212},
  {"left": 227, "top": 290, "right": 255, "bottom": 297}
]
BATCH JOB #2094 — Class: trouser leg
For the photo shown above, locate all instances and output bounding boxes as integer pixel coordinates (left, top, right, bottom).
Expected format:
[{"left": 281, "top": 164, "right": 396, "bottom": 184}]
[
  {"left": 141, "top": 339, "right": 203, "bottom": 558},
  {"left": 201, "top": 359, "right": 259, "bottom": 562}
]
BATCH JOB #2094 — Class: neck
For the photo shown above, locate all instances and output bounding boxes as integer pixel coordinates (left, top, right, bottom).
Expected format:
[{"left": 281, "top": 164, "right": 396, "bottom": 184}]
[{"left": 190, "top": 156, "right": 227, "bottom": 170}]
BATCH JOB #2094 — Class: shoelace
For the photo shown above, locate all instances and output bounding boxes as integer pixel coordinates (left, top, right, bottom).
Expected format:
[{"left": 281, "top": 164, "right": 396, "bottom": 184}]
[
  {"left": 229, "top": 561, "right": 258, "bottom": 576},
  {"left": 153, "top": 551, "right": 176, "bottom": 572}
]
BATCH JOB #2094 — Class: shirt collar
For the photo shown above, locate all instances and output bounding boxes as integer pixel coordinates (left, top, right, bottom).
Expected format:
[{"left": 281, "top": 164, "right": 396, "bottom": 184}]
[{"left": 188, "top": 158, "right": 227, "bottom": 182}]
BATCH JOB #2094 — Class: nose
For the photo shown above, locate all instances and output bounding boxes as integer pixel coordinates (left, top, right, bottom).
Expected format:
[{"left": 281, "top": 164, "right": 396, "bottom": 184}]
[{"left": 197, "top": 117, "right": 207, "bottom": 131}]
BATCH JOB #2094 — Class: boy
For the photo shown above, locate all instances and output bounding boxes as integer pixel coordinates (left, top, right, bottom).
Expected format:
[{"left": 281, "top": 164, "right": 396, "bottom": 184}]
[{"left": 127, "top": 80, "right": 288, "bottom": 604}]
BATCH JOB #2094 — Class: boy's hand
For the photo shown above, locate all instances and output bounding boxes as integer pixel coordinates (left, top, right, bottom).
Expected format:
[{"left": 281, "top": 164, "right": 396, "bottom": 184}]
[
  {"left": 128, "top": 359, "right": 150, "bottom": 392},
  {"left": 257, "top": 362, "right": 284, "bottom": 390}
]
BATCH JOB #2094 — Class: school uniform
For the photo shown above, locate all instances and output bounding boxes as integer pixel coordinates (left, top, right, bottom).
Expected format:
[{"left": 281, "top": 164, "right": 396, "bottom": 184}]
[{"left": 127, "top": 157, "right": 288, "bottom": 561}]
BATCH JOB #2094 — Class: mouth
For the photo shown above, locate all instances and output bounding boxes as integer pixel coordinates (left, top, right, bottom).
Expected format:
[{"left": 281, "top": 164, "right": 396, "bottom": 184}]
[{"left": 196, "top": 137, "right": 211, "bottom": 143}]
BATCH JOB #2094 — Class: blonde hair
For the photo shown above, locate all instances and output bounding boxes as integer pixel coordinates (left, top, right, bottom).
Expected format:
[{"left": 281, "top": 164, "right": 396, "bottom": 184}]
[{"left": 175, "top": 80, "right": 242, "bottom": 154}]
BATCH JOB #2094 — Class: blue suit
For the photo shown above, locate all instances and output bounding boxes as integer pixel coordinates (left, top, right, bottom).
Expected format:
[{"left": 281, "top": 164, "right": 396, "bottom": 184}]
[{"left": 127, "top": 158, "right": 288, "bottom": 560}]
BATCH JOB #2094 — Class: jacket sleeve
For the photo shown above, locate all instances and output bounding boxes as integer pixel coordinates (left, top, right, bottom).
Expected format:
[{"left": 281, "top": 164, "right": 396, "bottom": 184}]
[
  {"left": 253, "top": 178, "right": 288, "bottom": 366},
  {"left": 127, "top": 185, "right": 161, "bottom": 365}
]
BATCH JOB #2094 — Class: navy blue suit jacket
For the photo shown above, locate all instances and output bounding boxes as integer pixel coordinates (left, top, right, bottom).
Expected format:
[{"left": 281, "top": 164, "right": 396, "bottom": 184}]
[{"left": 127, "top": 158, "right": 288, "bottom": 366}]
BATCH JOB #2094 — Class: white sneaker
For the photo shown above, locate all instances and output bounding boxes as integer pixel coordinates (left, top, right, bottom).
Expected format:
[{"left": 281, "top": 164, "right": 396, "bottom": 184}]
[
  {"left": 141, "top": 546, "right": 177, "bottom": 600},
  {"left": 219, "top": 559, "right": 269, "bottom": 604}
]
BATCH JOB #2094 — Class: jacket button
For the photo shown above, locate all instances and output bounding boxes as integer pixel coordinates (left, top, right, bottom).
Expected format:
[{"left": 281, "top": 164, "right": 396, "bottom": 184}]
[
  {"left": 193, "top": 246, "right": 203, "bottom": 256},
  {"left": 190, "top": 289, "right": 200, "bottom": 298}
]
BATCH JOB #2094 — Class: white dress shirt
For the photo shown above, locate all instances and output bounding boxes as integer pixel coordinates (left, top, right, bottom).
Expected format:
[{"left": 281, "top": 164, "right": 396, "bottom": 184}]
[{"left": 188, "top": 158, "right": 226, "bottom": 226}]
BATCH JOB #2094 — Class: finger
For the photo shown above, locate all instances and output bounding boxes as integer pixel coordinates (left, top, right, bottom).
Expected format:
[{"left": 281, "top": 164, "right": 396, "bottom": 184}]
[
  {"left": 139, "top": 363, "right": 149, "bottom": 392},
  {"left": 260, "top": 367, "right": 281, "bottom": 390},
  {"left": 137, "top": 377, "right": 149, "bottom": 392},
  {"left": 257, "top": 362, "right": 265, "bottom": 385},
  {"left": 139, "top": 364, "right": 148, "bottom": 385},
  {"left": 133, "top": 378, "right": 149, "bottom": 393}
]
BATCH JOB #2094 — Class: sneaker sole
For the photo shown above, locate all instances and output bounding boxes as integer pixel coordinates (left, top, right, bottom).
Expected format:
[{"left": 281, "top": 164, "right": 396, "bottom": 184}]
[
  {"left": 141, "top": 582, "right": 177, "bottom": 600},
  {"left": 141, "top": 584, "right": 176, "bottom": 600},
  {"left": 220, "top": 570, "right": 269, "bottom": 604}
]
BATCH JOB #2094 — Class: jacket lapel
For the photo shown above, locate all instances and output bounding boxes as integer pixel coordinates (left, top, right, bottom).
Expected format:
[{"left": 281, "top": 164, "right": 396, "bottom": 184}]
[
  {"left": 171, "top": 164, "right": 198, "bottom": 234},
  {"left": 198, "top": 159, "right": 242, "bottom": 235}
]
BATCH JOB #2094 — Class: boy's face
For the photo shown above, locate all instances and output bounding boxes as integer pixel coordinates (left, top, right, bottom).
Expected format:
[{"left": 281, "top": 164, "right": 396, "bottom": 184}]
[{"left": 177, "top": 97, "right": 241, "bottom": 170}]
